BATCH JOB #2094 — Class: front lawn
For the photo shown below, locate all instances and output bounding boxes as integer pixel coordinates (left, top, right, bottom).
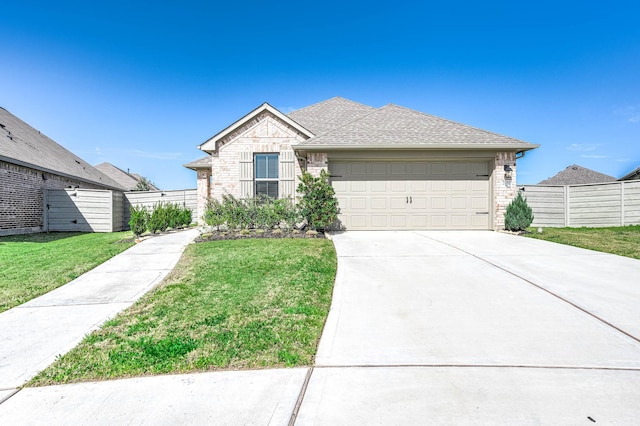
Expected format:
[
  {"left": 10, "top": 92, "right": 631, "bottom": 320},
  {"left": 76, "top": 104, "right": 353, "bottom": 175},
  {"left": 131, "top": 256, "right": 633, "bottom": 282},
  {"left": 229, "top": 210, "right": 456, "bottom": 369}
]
[
  {"left": 0, "top": 232, "right": 134, "bottom": 313},
  {"left": 29, "top": 238, "right": 337, "bottom": 386},
  {"left": 525, "top": 225, "right": 640, "bottom": 259}
]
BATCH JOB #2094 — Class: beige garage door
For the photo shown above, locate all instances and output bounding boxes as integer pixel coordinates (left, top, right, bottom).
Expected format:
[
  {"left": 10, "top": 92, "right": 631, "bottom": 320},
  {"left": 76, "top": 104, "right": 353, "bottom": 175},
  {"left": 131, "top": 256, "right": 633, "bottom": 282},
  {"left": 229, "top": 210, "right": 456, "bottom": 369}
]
[{"left": 330, "top": 161, "right": 491, "bottom": 230}]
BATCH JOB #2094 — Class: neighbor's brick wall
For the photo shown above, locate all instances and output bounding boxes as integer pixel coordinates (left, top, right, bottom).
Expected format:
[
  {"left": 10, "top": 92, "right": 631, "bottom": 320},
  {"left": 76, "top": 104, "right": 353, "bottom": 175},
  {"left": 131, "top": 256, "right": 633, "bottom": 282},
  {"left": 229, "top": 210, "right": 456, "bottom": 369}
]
[
  {"left": 211, "top": 112, "right": 307, "bottom": 200},
  {"left": 0, "top": 160, "right": 103, "bottom": 235},
  {"left": 493, "top": 152, "right": 517, "bottom": 230}
]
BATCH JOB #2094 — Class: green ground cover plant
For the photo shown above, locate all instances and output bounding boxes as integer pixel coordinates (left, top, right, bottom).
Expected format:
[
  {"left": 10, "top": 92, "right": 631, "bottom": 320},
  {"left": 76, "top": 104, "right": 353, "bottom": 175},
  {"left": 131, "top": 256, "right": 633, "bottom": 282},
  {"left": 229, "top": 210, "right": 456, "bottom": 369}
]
[
  {"left": 29, "top": 238, "right": 337, "bottom": 385},
  {"left": 0, "top": 232, "right": 134, "bottom": 313},
  {"left": 525, "top": 225, "right": 640, "bottom": 259}
]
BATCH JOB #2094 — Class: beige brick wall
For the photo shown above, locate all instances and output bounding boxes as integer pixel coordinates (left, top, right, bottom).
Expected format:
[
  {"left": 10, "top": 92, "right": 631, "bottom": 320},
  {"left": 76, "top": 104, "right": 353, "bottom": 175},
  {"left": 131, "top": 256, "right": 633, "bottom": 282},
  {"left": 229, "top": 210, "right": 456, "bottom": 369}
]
[
  {"left": 0, "top": 160, "right": 104, "bottom": 235},
  {"left": 493, "top": 152, "right": 517, "bottom": 230},
  {"left": 211, "top": 112, "right": 307, "bottom": 200},
  {"left": 306, "top": 153, "right": 329, "bottom": 177},
  {"left": 195, "top": 169, "right": 211, "bottom": 224}
]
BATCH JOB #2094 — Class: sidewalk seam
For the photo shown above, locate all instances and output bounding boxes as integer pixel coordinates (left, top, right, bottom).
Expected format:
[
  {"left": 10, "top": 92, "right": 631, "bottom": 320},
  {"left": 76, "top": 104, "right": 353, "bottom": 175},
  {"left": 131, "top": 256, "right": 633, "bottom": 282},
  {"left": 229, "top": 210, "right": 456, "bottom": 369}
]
[{"left": 288, "top": 367, "right": 314, "bottom": 426}]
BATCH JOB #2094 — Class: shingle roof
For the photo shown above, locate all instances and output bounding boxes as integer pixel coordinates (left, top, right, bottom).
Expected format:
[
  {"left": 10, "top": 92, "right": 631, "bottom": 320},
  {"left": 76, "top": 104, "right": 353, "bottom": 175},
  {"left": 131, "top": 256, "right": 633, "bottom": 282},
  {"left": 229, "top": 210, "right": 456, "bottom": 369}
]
[
  {"left": 538, "top": 164, "right": 616, "bottom": 185},
  {"left": 295, "top": 103, "right": 535, "bottom": 150},
  {"left": 619, "top": 166, "right": 640, "bottom": 181},
  {"left": 0, "top": 107, "right": 126, "bottom": 190},
  {"left": 94, "top": 162, "right": 159, "bottom": 191},
  {"left": 287, "top": 97, "right": 376, "bottom": 135},
  {"left": 184, "top": 155, "right": 212, "bottom": 170}
]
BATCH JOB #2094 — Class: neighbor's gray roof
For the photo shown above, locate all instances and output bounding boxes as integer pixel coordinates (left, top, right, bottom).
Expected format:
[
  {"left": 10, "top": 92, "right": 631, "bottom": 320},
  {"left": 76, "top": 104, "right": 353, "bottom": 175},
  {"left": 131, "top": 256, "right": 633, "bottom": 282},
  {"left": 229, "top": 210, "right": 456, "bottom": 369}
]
[
  {"left": 287, "top": 97, "right": 376, "bottom": 135},
  {"left": 538, "top": 164, "right": 616, "bottom": 185},
  {"left": 95, "top": 162, "right": 159, "bottom": 191},
  {"left": 619, "top": 166, "right": 640, "bottom": 181},
  {"left": 184, "top": 155, "right": 212, "bottom": 170},
  {"left": 294, "top": 103, "right": 536, "bottom": 150},
  {"left": 0, "top": 107, "right": 126, "bottom": 190}
]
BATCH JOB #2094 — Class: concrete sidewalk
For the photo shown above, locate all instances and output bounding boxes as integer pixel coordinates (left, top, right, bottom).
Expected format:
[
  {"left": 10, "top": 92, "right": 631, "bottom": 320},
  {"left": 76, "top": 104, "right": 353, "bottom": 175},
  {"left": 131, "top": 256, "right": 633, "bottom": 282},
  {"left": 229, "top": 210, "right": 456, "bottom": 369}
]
[
  {"left": 0, "top": 228, "right": 199, "bottom": 391},
  {"left": 1, "top": 230, "right": 640, "bottom": 424}
]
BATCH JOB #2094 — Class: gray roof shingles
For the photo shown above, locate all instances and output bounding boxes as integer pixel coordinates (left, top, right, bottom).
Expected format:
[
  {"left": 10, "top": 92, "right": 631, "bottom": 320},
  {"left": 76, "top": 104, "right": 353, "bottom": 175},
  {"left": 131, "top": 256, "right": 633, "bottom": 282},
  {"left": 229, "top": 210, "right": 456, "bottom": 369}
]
[
  {"left": 94, "top": 162, "right": 159, "bottom": 191},
  {"left": 184, "top": 155, "right": 212, "bottom": 170},
  {"left": 0, "top": 107, "right": 126, "bottom": 190},
  {"left": 538, "top": 164, "right": 616, "bottom": 185},
  {"left": 291, "top": 101, "right": 535, "bottom": 150},
  {"left": 287, "top": 97, "right": 376, "bottom": 136}
]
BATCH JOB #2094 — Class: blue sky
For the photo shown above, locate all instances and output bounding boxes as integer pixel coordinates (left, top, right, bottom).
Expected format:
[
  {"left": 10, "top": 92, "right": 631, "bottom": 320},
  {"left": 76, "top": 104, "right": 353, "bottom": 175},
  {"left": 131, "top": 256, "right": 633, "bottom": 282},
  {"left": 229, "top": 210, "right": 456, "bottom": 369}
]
[{"left": 1, "top": 0, "right": 639, "bottom": 188}]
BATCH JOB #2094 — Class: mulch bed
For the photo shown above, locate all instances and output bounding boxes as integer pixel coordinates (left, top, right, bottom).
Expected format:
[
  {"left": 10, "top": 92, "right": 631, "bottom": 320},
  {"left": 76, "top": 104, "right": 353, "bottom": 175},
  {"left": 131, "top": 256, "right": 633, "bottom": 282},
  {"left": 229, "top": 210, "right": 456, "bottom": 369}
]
[{"left": 195, "top": 229, "right": 327, "bottom": 242}]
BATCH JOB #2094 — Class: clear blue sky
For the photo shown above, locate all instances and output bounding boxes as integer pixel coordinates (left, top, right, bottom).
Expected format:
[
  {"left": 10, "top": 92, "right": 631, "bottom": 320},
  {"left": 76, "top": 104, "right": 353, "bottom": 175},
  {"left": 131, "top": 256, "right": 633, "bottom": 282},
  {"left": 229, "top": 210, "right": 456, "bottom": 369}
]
[{"left": 2, "top": 0, "right": 639, "bottom": 188}]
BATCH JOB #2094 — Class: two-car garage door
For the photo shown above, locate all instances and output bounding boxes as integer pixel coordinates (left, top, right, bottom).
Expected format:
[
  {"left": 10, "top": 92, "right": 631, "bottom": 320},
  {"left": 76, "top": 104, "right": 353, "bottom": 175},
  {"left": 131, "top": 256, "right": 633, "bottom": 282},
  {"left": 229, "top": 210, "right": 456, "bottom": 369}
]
[{"left": 330, "top": 160, "right": 491, "bottom": 230}]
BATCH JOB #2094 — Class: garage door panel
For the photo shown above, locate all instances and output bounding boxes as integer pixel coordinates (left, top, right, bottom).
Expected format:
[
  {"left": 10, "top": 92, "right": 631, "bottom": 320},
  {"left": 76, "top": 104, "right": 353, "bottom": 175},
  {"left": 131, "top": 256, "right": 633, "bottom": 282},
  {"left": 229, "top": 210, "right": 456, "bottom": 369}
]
[
  {"left": 371, "top": 181, "right": 387, "bottom": 192},
  {"left": 330, "top": 160, "right": 491, "bottom": 230}
]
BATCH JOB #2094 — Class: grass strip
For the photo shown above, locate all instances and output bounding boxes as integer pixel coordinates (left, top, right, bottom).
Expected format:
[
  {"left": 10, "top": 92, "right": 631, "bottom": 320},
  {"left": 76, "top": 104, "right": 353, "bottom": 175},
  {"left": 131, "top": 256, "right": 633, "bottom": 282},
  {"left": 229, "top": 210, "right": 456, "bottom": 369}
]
[
  {"left": 29, "top": 238, "right": 337, "bottom": 385},
  {"left": 525, "top": 225, "right": 640, "bottom": 259},
  {"left": 0, "top": 232, "right": 134, "bottom": 312}
]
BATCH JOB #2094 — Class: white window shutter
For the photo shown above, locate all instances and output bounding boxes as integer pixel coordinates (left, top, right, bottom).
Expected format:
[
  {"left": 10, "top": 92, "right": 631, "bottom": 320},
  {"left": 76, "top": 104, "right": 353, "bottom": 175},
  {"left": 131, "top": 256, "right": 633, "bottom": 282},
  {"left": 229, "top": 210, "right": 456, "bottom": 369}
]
[
  {"left": 279, "top": 150, "right": 295, "bottom": 199},
  {"left": 239, "top": 152, "right": 254, "bottom": 198}
]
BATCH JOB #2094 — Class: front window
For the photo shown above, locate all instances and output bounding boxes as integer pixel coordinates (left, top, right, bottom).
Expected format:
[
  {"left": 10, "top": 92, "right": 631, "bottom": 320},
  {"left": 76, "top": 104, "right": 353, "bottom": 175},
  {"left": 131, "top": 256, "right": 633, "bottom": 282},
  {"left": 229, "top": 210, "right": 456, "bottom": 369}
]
[{"left": 255, "top": 153, "right": 278, "bottom": 198}]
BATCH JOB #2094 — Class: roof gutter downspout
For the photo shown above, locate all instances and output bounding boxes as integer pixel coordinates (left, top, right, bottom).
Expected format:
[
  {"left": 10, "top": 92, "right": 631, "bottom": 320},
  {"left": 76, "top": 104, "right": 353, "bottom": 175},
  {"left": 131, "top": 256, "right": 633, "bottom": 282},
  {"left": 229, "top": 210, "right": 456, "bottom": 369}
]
[{"left": 516, "top": 151, "right": 526, "bottom": 159}]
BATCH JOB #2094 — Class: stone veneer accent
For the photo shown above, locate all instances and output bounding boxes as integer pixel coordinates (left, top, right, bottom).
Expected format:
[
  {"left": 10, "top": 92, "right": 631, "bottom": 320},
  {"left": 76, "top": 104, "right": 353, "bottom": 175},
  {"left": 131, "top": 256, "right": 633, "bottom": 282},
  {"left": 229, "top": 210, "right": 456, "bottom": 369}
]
[
  {"left": 0, "top": 160, "right": 104, "bottom": 235},
  {"left": 493, "top": 152, "right": 517, "bottom": 230}
]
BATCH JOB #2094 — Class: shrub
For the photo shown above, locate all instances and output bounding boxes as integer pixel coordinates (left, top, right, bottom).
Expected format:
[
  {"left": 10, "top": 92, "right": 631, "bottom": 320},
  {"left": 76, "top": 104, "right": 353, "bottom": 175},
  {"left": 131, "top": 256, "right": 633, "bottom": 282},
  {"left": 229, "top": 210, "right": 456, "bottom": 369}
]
[
  {"left": 202, "top": 195, "right": 298, "bottom": 230},
  {"left": 504, "top": 192, "right": 534, "bottom": 232},
  {"left": 297, "top": 170, "right": 340, "bottom": 231},
  {"left": 129, "top": 205, "right": 149, "bottom": 236},
  {"left": 145, "top": 202, "right": 192, "bottom": 234}
]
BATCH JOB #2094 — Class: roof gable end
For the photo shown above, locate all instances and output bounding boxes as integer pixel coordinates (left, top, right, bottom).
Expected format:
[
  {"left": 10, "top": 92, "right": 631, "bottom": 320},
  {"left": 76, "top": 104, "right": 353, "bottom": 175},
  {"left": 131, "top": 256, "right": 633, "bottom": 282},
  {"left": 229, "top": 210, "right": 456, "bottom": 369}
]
[{"left": 199, "top": 103, "right": 314, "bottom": 153}]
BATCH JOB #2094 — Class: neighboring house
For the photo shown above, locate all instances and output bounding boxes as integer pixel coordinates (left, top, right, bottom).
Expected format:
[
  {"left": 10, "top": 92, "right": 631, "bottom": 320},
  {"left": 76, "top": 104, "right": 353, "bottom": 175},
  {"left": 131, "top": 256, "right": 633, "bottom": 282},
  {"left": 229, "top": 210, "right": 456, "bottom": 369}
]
[
  {"left": 185, "top": 97, "right": 538, "bottom": 230},
  {"left": 0, "top": 107, "right": 126, "bottom": 236},
  {"left": 619, "top": 166, "right": 640, "bottom": 181},
  {"left": 95, "top": 162, "right": 160, "bottom": 191},
  {"left": 538, "top": 164, "right": 616, "bottom": 185}
]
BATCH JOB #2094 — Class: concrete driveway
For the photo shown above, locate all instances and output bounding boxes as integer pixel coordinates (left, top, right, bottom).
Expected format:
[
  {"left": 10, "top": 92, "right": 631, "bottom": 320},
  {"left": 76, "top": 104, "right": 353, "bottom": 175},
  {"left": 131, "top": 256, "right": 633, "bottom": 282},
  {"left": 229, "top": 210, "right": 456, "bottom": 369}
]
[
  {"left": 297, "top": 231, "right": 640, "bottom": 424},
  {"left": 2, "top": 231, "right": 639, "bottom": 424}
]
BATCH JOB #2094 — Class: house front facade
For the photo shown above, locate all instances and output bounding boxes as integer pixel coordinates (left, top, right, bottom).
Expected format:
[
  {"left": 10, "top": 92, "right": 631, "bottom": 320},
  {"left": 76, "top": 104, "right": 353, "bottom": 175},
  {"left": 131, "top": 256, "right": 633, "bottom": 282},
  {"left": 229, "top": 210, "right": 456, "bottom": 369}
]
[{"left": 186, "top": 97, "right": 538, "bottom": 230}]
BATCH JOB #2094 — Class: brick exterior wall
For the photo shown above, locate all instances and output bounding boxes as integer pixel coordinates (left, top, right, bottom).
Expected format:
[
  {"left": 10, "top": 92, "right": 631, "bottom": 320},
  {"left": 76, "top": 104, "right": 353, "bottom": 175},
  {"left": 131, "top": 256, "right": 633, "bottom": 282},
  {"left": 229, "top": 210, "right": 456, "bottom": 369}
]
[
  {"left": 210, "top": 113, "right": 307, "bottom": 200},
  {"left": 0, "top": 160, "right": 103, "bottom": 235},
  {"left": 306, "top": 153, "right": 329, "bottom": 177},
  {"left": 195, "top": 169, "right": 212, "bottom": 225},
  {"left": 493, "top": 152, "right": 518, "bottom": 230}
]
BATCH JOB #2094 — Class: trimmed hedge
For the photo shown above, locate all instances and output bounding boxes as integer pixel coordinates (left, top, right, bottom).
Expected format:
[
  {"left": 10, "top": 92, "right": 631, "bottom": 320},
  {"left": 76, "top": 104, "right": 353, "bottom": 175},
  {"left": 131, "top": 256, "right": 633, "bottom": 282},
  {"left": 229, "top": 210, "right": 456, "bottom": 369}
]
[{"left": 129, "top": 202, "right": 192, "bottom": 236}]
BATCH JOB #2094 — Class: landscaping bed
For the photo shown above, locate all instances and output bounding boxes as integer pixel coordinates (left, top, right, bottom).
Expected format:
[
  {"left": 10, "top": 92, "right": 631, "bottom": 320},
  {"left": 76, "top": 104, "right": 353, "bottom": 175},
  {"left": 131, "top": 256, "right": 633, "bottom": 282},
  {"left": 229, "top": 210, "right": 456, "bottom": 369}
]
[{"left": 196, "top": 228, "right": 326, "bottom": 242}]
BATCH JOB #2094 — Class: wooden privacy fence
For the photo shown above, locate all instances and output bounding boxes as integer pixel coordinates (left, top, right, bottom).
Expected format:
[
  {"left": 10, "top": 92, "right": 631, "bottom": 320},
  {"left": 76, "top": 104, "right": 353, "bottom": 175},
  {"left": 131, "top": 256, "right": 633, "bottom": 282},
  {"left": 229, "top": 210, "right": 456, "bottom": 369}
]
[
  {"left": 44, "top": 188, "right": 197, "bottom": 232},
  {"left": 521, "top": 180, "right": 640, "bottom": 227}
]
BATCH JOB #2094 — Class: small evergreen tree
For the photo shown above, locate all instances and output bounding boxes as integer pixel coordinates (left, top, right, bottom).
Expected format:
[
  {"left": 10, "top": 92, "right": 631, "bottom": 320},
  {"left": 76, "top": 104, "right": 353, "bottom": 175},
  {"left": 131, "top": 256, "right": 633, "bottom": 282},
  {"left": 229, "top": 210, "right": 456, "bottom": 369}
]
[
  {"left": 504, "top": 192, "right": 534, "bottom": 232},
  {"left": 134, "top": 177, "right": 154, "bottom": 191},
  {"left": 297, "top": 170, "right": 340, "bottom": 231}
]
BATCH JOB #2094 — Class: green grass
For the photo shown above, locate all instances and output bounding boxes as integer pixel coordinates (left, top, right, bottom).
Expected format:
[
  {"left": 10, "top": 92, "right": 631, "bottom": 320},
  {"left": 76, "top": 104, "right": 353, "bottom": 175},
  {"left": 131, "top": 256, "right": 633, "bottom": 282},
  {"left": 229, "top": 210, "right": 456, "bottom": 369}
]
[
  {"left": 29, "top": 238, "right": 337, "bottom": 386},
  {"left": 0, "top": 232, "right": 135, "bottom": 313},
  {"left": 525, "top": 225, "right": 640, "bottom": 259}
]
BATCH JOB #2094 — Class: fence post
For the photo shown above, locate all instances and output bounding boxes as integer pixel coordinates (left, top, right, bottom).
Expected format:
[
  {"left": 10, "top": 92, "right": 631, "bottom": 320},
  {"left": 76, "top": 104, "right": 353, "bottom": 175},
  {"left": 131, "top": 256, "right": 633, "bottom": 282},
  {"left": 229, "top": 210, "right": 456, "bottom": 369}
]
[
  {"left": 563, "top": 186, "right": 569, "bottom": 227},
  {"left": 43, "top": 189, "right": 49, "bottom": 232},
  {"left": 621, "top": 182, "right": 625, "bottom": 226}
]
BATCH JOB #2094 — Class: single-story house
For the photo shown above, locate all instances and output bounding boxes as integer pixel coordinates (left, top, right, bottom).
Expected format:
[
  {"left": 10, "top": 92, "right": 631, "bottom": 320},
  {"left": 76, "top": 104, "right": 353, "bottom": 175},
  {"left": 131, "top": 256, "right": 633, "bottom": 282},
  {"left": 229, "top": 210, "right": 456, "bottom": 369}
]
[
  {"left": 0, "top": 107, "right": 126, "bottom": 235},
  {"left": 538, "top": 164, "right": 616, "bottom": 185},
  {"left": 185, "top": 97, "right": 538, "bottom": 230},
  {"left": 95, "top": 162, "right": 160, "bottom": 191}
]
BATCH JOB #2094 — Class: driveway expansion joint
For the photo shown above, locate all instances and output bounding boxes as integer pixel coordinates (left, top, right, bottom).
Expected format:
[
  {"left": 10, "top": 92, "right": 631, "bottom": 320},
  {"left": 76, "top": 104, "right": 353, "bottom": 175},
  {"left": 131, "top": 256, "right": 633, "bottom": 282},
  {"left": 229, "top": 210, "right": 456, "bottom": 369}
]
[{"left": 420, "top": 232, "right": 640, "bottom": 345}]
